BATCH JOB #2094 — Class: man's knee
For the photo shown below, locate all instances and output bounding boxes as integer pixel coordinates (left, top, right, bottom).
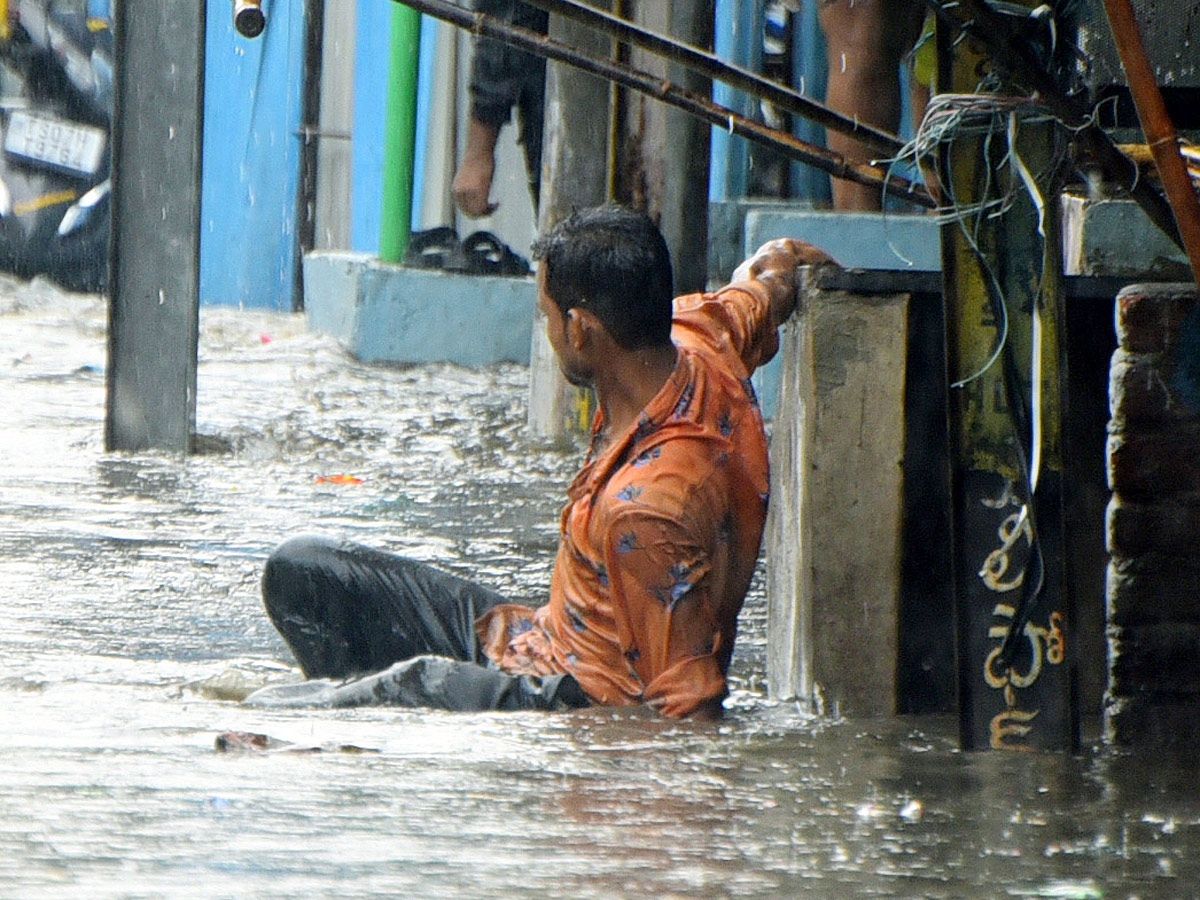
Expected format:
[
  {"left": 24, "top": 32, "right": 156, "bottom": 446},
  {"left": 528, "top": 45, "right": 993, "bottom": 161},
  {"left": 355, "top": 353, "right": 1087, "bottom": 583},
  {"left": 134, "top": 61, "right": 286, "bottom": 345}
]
[{"left": 262, "top": 534, "right": 338, "bottom": 605}]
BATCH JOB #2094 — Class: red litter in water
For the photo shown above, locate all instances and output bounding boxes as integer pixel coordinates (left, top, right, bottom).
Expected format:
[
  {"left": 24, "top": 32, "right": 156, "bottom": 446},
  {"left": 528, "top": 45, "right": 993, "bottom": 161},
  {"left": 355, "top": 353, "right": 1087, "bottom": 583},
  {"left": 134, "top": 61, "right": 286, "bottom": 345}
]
[
  {"left": 260, "top": 334, "right": 273, "bottom": 344},
  {"left": 315, "top": 474, "right": 363, "bottom": 485}
]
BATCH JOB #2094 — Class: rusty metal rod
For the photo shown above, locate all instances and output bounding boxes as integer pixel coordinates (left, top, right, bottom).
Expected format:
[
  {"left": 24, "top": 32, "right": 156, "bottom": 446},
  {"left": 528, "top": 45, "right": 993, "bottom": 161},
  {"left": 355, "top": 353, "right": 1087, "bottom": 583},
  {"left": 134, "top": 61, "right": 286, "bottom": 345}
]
[
  {"left": 518, "top": 0, "right": 906, "bottom": 160},
  {"left": 923, "top": 0, "right": 1184, "bottom": 250},
  {"left": 1102, "top": 0, "right": 1200, "bottom": 292},
  {"left": 391, "top": 0, "right": 936, "bottom": 207}
]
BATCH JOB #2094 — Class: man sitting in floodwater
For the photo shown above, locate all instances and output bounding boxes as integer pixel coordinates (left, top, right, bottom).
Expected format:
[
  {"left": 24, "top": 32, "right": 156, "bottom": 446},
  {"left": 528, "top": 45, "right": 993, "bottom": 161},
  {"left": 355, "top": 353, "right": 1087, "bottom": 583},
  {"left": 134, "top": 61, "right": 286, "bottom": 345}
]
[{"left": 248, "top": 205, "right": 835, "bottom": 718}]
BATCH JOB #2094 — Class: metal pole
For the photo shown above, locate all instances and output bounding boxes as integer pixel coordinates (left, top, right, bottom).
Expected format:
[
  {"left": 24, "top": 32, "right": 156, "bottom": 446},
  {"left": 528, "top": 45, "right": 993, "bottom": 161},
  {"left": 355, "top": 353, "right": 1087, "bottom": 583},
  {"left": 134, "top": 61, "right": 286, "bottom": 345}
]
[
  {"left": 388, "top": 0, "right": 935, "bottom": 208},
  {"left": 296, "top": 0, "right": 325, "bottom": 310},
  {"left": 936, "top": 6, "right": 1078, "bottom": 752},
  {"left": 520, "top": 0, "right": 905, "bottom": 160},
  {"left": 106, "top": 0, "right": 205, "bottom": 453},
  {"left": 379, "top": 3, "right": 421, "bottom": 262}
]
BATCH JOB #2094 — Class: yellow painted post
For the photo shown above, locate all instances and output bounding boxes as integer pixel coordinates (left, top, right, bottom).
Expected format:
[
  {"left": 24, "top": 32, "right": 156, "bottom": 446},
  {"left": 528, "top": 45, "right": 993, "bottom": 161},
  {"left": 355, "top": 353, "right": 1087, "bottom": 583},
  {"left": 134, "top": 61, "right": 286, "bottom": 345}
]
[{"left": 937, "top": 8, "right": 1078, "bottom": 751}]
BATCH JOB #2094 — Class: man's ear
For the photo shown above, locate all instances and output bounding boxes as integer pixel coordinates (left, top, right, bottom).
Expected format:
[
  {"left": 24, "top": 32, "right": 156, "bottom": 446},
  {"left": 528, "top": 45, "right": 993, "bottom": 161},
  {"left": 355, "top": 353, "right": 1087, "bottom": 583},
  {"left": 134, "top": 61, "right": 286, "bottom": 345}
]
[
  {"left": 565, "top": 308, "right": 584, "bottom": 350},
  {"left": 567, "top": 307, "right": 601, "bottom": 351}
]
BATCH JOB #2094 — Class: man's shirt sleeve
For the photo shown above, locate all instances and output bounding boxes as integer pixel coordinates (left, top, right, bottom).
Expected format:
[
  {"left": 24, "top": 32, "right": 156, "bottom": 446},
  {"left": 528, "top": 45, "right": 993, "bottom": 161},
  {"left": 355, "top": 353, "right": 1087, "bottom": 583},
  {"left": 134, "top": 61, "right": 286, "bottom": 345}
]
[{"left": 672, "top": 280, "right": 779, "bottom": 375}]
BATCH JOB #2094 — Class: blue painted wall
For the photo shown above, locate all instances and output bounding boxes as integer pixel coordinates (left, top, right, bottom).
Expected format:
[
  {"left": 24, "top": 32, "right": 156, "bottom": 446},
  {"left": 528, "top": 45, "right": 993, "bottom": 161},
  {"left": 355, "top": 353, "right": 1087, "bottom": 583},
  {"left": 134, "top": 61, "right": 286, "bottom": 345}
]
[
  {"left": 709, "top": 0, "right": 762, "bottom": 202},
  {"left": 199, "top": 0, "right": 306, "bottom": 309},
  {"left": 350, "top": 0, "right": 393, "bottom": 254}
]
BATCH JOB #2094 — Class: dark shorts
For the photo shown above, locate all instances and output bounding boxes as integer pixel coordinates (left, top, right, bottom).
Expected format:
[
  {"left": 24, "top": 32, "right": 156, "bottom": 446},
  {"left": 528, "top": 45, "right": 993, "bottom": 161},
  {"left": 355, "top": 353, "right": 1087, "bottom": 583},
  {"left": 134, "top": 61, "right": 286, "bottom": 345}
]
[{"left": 246, "top": 535, "right": 588, "bottom": 712}]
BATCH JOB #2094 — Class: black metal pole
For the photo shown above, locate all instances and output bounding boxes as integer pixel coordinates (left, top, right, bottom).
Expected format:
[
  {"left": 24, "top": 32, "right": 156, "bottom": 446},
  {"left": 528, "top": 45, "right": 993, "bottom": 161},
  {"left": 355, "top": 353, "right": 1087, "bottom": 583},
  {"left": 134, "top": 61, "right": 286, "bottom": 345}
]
[
  {"left": 106, "top": 0, "right": 205, "bottom": 453},
  {"left": 389, "top": 0, "right": 936, "bottom": 207},
  {"left": 296, "top": 0, "right": 324, "bottom": 312}
]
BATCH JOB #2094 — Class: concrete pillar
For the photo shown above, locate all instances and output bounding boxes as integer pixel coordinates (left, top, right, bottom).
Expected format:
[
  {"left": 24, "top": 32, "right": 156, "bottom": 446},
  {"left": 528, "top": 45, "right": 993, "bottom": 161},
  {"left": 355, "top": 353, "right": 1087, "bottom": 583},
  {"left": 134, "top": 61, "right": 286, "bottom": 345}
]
[
  {"left": 527, "top": 6, "right": 613, "bottom": 439},
  {"left": 106, "top": 1, "right": 205, "bottom": 453},
  {"left": 1105, "top": 282, "right": 1200, "bottom": 752},
  {"left": 616, "top": 0, "right": 711, "bottom": 294},
  {"left": 766, "top": 270, "right": 909, "bottom": 715}
]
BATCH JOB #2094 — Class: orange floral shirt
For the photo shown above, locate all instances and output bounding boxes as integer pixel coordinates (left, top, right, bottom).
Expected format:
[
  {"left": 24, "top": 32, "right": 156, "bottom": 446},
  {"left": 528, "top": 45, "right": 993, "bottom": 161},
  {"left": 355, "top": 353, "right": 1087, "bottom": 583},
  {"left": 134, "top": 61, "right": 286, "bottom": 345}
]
[{"left": 475, "top": 282, "right": 777, "bottom": 716}]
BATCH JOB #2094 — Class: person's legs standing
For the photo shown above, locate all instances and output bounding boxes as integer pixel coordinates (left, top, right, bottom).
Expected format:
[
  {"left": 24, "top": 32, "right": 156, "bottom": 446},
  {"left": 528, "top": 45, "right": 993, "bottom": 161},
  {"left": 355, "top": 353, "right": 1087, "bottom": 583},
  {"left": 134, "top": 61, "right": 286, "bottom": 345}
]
[{"left": 818, "top": 0, "right": 927, "bottom": 210}]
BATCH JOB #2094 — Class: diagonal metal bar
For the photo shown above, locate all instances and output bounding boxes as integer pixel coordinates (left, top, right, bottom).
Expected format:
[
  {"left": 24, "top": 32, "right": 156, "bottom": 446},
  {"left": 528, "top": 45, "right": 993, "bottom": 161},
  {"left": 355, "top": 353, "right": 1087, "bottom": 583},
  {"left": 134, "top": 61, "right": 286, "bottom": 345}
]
[
  {"left": 1102, "top": 0, "right": 1200, "bottom": 291},
  {"left": 391, "top": 0, "right": 936, "bottom": 207},
  {"left": 518, "top": 0, "right": 906, "bottom": 160}
]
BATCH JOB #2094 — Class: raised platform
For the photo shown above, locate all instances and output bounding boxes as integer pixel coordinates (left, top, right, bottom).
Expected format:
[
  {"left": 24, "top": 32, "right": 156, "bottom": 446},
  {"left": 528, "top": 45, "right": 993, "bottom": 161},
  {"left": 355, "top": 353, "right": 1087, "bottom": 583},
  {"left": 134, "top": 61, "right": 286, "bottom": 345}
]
[{"left": 302, "top": 251, "right": 536, "bottom": 366}]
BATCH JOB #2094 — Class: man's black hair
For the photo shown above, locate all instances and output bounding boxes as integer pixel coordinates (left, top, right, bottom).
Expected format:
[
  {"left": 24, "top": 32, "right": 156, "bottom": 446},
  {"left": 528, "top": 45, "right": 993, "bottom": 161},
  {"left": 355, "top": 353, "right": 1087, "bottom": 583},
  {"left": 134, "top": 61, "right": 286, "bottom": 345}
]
[{"left": 531, "top": 204, "right": 674, "bottom": 351}]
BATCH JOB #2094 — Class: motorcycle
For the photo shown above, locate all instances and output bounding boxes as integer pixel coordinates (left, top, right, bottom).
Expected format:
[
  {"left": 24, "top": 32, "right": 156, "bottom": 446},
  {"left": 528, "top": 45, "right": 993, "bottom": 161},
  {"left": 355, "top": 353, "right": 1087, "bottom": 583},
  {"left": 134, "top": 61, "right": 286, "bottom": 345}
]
[{"left": 0, "top": 0, "right": 110, "bottom": 293}]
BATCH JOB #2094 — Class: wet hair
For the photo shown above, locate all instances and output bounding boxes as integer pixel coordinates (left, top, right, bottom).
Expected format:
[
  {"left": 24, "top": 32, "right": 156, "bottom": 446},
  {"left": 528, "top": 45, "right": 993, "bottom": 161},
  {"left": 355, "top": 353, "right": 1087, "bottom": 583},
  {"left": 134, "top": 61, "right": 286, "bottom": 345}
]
[{"left": 531, "top": 204, "right": 674, "bottom": 351}]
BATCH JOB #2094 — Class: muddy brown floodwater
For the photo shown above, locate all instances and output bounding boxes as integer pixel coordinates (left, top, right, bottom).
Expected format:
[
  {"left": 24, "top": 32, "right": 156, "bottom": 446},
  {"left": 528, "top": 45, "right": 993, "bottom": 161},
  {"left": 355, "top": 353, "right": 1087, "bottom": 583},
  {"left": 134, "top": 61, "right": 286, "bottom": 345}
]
[{"left": 1, "top": 279, "right": 1197, "bottom": 900}]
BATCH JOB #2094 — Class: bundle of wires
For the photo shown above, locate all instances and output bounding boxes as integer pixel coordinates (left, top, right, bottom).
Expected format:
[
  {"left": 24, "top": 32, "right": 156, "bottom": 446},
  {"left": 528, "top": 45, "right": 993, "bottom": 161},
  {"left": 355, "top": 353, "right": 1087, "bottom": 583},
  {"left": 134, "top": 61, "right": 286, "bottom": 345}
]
[
  {"left": 885, "top": 91, "right": 1073, "bottom": 228},
  {"left": 878, "top": 88, "right": 1085, "bottom": 667}
]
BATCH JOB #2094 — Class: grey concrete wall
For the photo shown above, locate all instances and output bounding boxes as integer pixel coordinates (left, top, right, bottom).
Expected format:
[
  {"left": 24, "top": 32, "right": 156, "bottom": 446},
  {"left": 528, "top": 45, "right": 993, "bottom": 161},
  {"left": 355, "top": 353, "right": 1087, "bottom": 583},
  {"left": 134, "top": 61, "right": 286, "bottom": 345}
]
[{"left": 766, "top": 270, "right": 910, "bottom": 715}]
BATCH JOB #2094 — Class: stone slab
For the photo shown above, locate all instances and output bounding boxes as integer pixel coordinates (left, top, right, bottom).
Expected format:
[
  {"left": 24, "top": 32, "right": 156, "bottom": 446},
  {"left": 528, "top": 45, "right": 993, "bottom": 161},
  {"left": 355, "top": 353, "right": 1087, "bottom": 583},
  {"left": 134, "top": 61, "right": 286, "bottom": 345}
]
[
  {"left": 1107, "top": 496, "right": 1200, "bottom": 557},
  {"left": 1107, "top": 426, "right": 1200, "bottom": 496},
  {"left": 1063, "top": 194, "right": 1192, "bottom": 281},
  {"left": 1105, "top": 695, "right": 1200, "bottom": 756},
  {"left": 1114, "top": 281, "right": 1200, "bottom": 353},
  {"left": 1107, "top": 555, "right": 1200, "bottom": 627},
  {"left": 1109, "top": 622, "right": 1200, "bottom": 696},
  {"left": 766, "top": 272, "right": 909, "bottom": 715}
]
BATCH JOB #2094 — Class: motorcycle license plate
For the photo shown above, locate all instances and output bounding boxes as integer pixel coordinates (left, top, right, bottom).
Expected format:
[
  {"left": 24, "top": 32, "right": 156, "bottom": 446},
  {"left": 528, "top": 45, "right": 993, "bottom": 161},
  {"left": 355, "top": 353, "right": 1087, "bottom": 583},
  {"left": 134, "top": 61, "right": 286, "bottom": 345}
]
[{"left": 4, "top": 110, "right": 105, "bottom": 176}]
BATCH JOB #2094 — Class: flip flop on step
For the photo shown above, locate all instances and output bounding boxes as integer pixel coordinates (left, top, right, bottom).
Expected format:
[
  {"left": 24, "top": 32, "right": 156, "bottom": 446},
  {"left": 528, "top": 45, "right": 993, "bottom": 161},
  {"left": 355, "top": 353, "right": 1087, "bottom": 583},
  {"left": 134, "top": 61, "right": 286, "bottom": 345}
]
[
  {"left": 401, "top": 226, "right": 460, "bottom": 269},
  {"left": 445, "top": 231, "right": 532, "bottom": 277}
]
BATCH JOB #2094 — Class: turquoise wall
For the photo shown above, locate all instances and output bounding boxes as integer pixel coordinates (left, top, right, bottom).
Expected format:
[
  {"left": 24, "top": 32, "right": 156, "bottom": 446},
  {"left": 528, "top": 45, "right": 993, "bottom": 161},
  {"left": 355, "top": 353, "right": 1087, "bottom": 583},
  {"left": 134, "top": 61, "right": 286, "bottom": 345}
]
[
  {"left": 351, "top": 0, "right": 391, "bottom": 254},
  {"left": 200, "top": 0, "right": 306, "bottom": 309}
]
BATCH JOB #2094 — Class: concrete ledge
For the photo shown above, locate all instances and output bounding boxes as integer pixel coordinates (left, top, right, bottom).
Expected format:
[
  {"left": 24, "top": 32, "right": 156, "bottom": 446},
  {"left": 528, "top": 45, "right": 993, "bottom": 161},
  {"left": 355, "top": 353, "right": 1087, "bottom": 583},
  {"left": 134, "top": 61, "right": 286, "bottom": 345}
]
[
  {"left": 744, "top": 209, "right": 942, "bottom": 272},
  {"left": 742, "top": 210, "right": 939, "bottom": 420},
  {"left": 1063, "top": 194, "right": 1191, "bottom": 280},
  {"left": 303, "top": 251, "right": 536, "bottom": 366}
]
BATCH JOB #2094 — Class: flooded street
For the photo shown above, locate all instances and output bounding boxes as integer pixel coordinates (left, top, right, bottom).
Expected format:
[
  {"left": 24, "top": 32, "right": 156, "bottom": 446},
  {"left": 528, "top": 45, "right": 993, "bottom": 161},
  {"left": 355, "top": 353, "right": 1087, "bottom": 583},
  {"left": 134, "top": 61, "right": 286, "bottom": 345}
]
[{"left": 2, "top": 280, "right": 1198, "bottom": 900}]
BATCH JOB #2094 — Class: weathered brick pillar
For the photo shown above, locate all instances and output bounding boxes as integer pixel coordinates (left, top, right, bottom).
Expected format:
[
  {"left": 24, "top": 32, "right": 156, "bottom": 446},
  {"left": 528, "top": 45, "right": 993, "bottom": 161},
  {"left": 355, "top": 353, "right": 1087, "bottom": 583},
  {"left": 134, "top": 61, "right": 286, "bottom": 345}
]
[{"left": 1106, "top": 283, "right": 1200, "bottom": 750}]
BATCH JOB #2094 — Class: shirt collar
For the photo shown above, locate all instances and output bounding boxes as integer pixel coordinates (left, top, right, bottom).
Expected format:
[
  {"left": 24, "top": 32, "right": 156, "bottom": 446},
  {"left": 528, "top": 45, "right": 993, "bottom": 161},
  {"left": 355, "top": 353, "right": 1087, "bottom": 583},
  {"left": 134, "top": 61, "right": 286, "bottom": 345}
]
[{"left": 571, "top": 347, "right": 692, "bottom": 498}]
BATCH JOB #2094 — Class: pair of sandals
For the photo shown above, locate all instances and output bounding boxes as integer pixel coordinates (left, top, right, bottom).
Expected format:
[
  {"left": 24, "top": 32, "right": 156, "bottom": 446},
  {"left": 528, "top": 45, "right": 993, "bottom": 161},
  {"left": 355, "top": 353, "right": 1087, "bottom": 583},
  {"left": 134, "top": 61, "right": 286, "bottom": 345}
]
[{"left": 402, "top": 226, "right": 532, "bottom": 277}]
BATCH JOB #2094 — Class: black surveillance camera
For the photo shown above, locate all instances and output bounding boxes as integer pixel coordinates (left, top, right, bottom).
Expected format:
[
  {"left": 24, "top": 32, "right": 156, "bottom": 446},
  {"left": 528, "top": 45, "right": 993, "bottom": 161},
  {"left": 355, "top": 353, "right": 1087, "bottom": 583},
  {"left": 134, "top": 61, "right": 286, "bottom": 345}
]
[{"left": 234, "top": 0, "right": 265, "bottom": 39}]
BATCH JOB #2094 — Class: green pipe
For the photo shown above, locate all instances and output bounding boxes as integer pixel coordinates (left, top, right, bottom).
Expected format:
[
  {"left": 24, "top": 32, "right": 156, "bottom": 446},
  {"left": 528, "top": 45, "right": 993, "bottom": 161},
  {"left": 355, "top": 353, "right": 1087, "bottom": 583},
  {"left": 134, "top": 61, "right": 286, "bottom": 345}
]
[{"left": 379, "top": 4, "right": 421, "bottom": 263}]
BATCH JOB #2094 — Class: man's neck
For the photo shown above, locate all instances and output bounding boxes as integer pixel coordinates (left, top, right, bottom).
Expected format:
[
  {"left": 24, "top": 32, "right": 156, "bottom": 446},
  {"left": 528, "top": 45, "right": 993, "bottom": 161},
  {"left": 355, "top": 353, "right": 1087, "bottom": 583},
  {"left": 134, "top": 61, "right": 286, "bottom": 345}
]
[{"left": 593, "top": 343, "right": 679, "bottom": 440}]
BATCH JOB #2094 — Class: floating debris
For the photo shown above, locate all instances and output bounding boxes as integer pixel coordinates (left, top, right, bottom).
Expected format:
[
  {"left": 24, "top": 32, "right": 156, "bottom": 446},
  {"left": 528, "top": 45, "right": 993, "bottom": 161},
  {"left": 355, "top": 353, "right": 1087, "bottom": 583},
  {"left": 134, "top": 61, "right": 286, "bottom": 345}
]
[
  {"left": 315, "top": 474, "right": 364, "bottom": 485},
  {"left": 214, "top": 730, "right": 379, "bottom": 755}
]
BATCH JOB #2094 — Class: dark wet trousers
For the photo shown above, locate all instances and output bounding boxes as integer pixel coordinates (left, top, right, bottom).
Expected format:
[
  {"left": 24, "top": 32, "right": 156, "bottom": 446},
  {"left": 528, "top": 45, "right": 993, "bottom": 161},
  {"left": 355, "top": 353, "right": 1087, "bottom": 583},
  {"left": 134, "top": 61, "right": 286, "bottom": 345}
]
[{"left": 246, "top": 535, "right": 589, "bottom": 712}]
